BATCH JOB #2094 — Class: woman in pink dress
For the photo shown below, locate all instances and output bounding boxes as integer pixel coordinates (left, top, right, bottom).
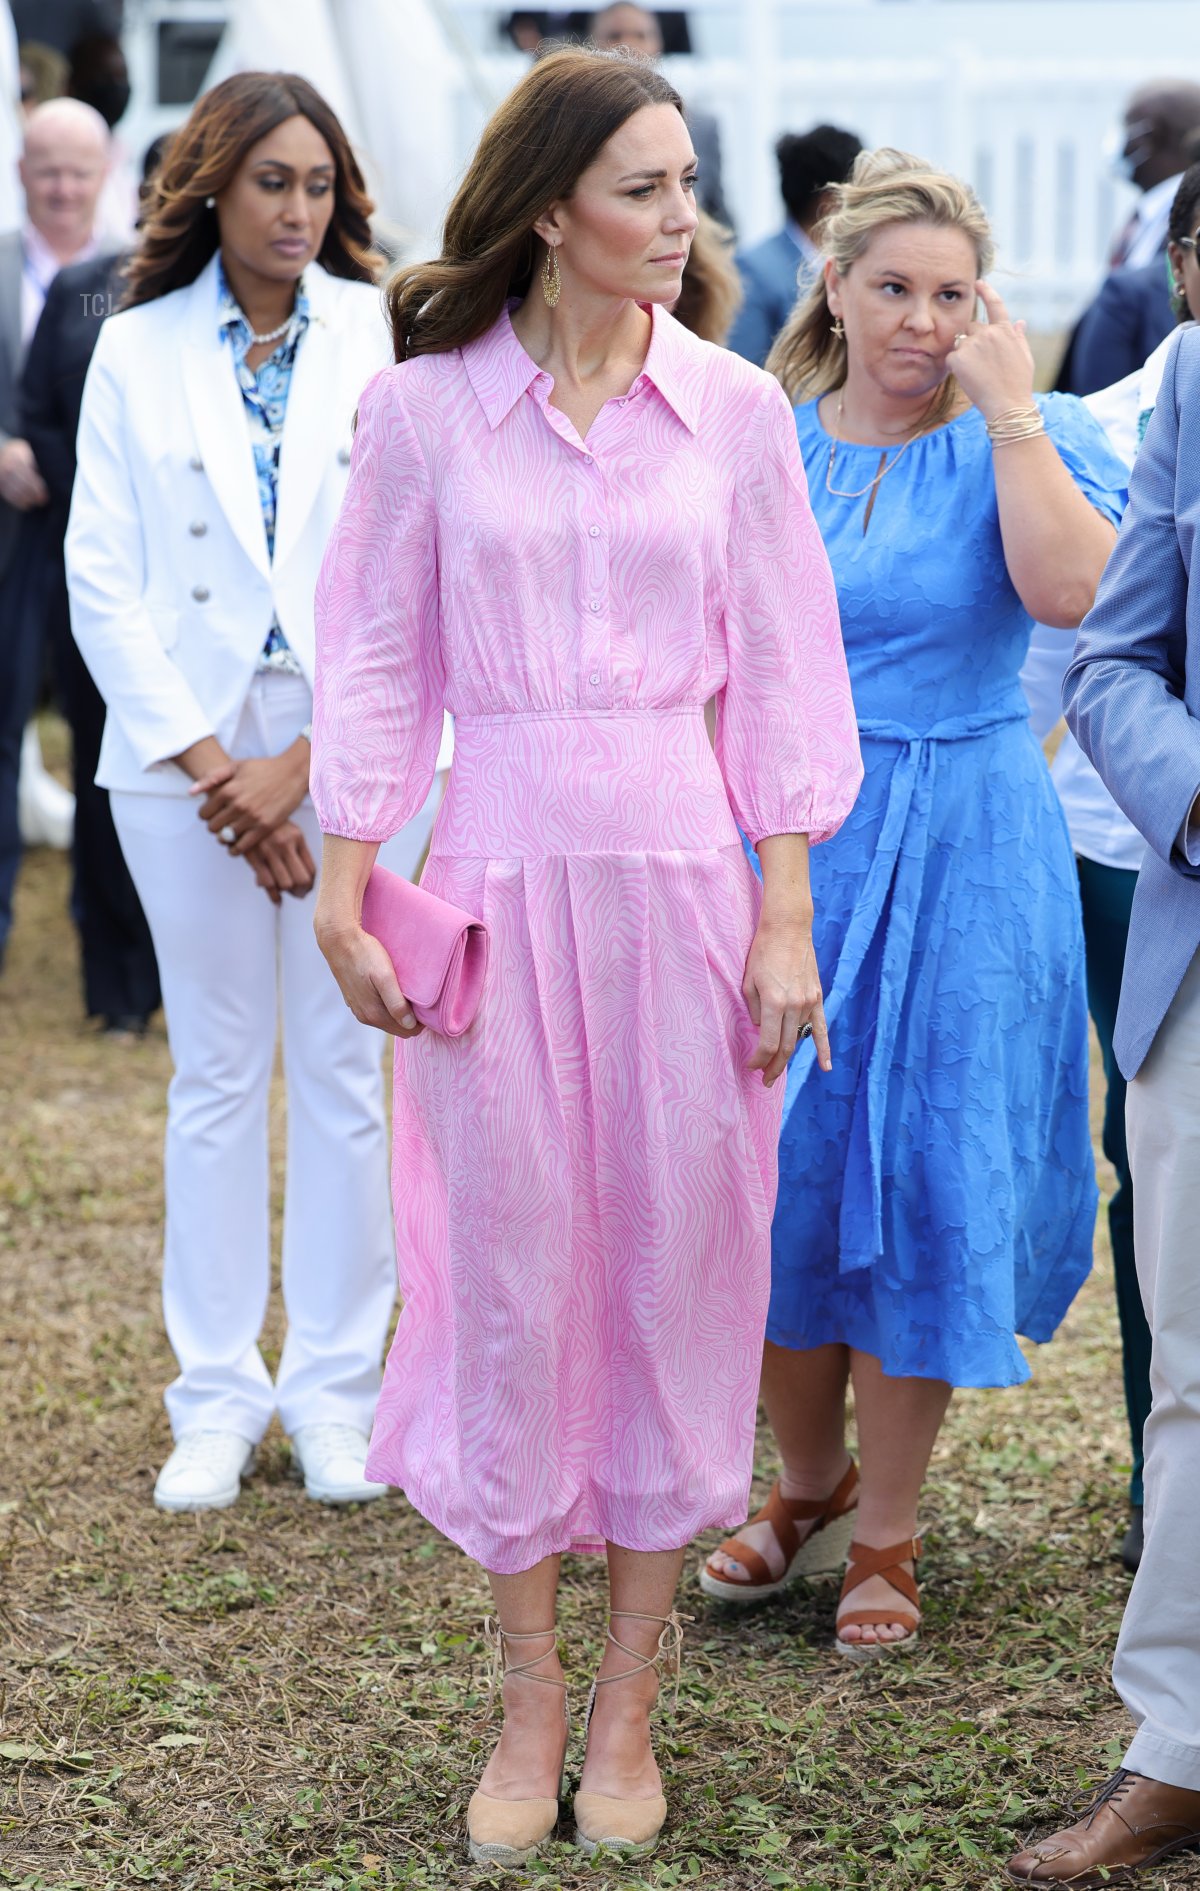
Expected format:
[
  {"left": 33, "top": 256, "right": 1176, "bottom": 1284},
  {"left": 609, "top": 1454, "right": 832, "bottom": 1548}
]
[{"left": 311, "top": 47, "right": 860, "bottom": 1869}]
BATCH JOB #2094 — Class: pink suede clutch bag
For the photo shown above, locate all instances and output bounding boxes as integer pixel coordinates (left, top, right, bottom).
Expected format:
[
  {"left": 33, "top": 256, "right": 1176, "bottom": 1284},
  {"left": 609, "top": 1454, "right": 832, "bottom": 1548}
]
[{"left": 360, "top": 866, "right": 489, "bottom": 1039}]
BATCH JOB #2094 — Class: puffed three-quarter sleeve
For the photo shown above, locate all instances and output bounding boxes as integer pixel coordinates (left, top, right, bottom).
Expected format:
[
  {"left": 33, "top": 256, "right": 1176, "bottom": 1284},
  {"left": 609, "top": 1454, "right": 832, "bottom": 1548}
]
[
  {"left": 715, "top": 377, "right": 861, "bottom": 846},
  {"left": 310, "top": 368, "right": 445, "bottom": 842}
]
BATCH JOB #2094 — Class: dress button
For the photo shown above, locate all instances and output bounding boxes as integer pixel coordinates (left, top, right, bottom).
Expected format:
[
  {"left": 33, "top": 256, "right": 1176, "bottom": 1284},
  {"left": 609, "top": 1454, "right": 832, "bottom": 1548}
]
[
  {"left": 337, "top": 446, "right": 351, "bottom": 465},
  {"left": 189, "top": 520, "right": 207, "bottom": 537},
  {"left": 584, "top": 453, "right": 594, "bottom": 464},
  {"left": 191, "top": 584, "right": 210, "bottom": 602},
  {"left": 589, "top": 600, "right": 601, "bottom": 612},
  {"left": 589, "top": 525, "right": 600, "bottom": 537},
  {"left": 589, "top": 672, "right": 601, "bottom": 685},
  {"left": 189, "top": 454, "right": 203, "bottom": 472}
]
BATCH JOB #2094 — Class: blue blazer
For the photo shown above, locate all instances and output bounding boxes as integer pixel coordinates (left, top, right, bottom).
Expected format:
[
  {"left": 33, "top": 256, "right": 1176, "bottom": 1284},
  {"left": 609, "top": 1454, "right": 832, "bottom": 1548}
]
[
  {"left": 1059, "top": 259, "right": 1176, "bottom": 398},
  {"left": 1064, "top": 325, "right": 1200, "bottom": 1076},
  {"left": 727, "top": 228, "right": 815, "bottom": 368}
]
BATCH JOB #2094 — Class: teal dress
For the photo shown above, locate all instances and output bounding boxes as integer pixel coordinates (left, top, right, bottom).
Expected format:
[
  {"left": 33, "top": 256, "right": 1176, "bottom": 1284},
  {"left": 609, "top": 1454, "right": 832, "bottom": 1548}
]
[{"left": 769, "top": 395, "right": 1128, "bottom": 1387}]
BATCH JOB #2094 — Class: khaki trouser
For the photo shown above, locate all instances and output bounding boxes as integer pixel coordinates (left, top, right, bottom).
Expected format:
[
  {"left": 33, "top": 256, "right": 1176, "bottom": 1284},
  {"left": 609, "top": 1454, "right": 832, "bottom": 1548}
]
[{"left": 1117, "top": 948, "right": 1200, "bottom": 1791}]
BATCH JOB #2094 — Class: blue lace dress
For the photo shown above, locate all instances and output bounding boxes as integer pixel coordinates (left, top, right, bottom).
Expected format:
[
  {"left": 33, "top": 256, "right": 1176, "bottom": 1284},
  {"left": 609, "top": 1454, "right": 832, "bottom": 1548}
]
[{"left": 769, "top": 394, "right": 1128, "bottom": 1387}]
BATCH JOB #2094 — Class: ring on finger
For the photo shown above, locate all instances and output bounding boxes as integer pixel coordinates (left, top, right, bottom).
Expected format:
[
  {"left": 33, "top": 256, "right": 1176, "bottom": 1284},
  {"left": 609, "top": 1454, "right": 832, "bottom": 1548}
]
[
  {"left": 952, "top": 332, "right": 968, "bottom": 350},
  {"left": 218, "top": 824, "right": 237, "bottom": 846},
  {"left": 797, "top": 1022, "right": 815, "bottom": 1043}
]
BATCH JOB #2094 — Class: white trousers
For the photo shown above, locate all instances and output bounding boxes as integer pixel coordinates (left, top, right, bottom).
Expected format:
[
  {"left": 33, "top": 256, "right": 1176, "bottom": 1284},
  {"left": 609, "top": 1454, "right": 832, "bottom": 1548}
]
[
  {"left": 111, "top": 673, "right": 439, "bottom": 1444},
  {"left": 1117, "top": 947, "right": 1200, "bottom": 1790}
]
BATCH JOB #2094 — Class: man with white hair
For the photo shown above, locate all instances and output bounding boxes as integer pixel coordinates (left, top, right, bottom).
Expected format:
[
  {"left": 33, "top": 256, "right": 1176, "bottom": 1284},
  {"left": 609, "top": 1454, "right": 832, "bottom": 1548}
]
[{"left": 0, "top": 96, "right": 110, "bottom": 977}]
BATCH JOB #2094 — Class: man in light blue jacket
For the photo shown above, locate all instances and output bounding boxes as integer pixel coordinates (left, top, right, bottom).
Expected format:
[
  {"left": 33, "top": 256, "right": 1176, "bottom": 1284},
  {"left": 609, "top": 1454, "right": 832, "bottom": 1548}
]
[
  {"left": 1010, "top": 325, "right": 1200, "bottom": 1882},
  {"left": 727, "top": 123, "right": 861, "bottom": 368}
]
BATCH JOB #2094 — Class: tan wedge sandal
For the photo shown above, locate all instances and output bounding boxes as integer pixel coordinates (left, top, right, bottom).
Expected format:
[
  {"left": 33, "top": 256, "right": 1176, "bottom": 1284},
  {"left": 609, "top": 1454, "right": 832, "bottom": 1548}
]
[
  {"left": 835, "top": 1534, "right": 922, "bottom": 1662},
  {"left": 699, "top": 1460, "right": 860, "bottom": 1602},
  {"left": 466, "top": 1619, "right": 570, "bottom": 1869},
  {"left": 573, "top": 1609, "right": 688, "bottom": 1859}
]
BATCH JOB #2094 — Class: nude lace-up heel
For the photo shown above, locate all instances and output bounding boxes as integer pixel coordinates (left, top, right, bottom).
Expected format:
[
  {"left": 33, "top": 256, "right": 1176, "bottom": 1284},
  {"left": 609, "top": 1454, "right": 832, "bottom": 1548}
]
[
  {"left": 573, "top": 1609, "right": 688, "bottom": 1859},
  {"left": 466, "top": 1619, "right": 570, "bottom": 1869}
]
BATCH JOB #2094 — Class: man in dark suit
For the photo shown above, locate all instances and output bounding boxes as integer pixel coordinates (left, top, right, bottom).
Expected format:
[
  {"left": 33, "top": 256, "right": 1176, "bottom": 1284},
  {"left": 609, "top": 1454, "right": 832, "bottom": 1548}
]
[
  {"left": 1060, "top": 257, "right": 1176, "bottom": 399},
  {"left": 588, "top": 3, "right": 732, "bottom": 228},
  {"left": 19, "top": 249, "right": 160, "bottom": 1031},
  {"left": 1057, "top": 79, "right": 1200, "bottom": 395},
  {"left": 0, "top": 98, "right": 109, "bottom": 975}
]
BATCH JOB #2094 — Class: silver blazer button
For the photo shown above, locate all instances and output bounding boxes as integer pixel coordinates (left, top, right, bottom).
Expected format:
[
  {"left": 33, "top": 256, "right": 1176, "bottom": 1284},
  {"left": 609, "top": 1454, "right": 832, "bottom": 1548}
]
[
  {"left": 191, "top": 584, "right": 210, "bottom": 602},
  {"left": 188, "top": 454, "right": 203, "bottom": 472},
  {"left": 189, "top": 520, "right": 207, "bottom": 537},
  {"left": 337, "top": 446, "right": 351, "bottom": 465}
]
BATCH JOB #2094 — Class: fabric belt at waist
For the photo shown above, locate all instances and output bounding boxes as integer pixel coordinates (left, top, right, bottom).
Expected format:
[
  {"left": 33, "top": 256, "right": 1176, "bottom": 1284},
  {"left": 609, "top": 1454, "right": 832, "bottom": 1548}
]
[
  {"left": 784, "top": 706, "right": 1031, "bottom": 1274},
  {"left": 430, "top": 707, "right": 741, "bottom": 860}
]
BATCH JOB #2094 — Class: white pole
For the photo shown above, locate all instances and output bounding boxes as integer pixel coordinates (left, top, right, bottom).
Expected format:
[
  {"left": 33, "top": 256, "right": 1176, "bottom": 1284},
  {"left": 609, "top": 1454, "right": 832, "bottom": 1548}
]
[{"left": 743, "top": 0, "right": 779, "bottom": 242}]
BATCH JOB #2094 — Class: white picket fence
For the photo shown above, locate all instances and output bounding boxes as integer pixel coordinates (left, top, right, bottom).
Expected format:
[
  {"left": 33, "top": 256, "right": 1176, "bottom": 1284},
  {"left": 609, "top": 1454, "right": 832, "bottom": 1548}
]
[{"left": 452, "top": 47, "right": 1148, "bottom": 330}]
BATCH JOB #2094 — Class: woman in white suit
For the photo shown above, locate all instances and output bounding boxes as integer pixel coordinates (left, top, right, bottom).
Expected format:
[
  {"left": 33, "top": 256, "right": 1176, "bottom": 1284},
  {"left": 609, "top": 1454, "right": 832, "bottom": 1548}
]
[{"left": 66, "top": 72, "right": 420, "bottom": 1513}]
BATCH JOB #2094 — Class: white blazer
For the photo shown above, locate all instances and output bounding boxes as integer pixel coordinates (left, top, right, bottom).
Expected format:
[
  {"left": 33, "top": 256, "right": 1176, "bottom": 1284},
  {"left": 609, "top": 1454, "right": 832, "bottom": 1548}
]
[{"left": 66, "top": 254, "right": 395, "bottom": 796}]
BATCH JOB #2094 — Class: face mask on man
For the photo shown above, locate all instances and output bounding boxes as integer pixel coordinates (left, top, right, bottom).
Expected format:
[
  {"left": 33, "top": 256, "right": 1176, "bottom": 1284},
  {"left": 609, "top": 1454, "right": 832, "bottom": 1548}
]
[{"left": 1103, "top": 117, "right": 1155, "bottom": 184}]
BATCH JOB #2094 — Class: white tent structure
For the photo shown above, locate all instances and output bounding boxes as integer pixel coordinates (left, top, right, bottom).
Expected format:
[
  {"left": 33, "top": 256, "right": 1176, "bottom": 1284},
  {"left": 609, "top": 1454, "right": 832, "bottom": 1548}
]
[
  {"left": 207, "top": 0, "right": 482, "bottom": 258},
  {"left": 0, "top": 0, "right": 23, "bottom": 234}
]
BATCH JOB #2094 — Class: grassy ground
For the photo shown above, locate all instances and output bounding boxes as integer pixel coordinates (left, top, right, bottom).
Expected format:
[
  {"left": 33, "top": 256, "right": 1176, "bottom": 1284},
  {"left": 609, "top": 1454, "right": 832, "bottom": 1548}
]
[{"left": 2, "top": 740, "right": 1197, "bottom": 1891}]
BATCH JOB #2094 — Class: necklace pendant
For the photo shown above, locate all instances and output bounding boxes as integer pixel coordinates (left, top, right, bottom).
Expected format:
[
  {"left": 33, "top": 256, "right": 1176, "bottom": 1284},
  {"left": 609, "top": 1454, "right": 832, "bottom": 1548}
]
[{"left": 824, "top": 387, "right": 928, "bottom": 501}]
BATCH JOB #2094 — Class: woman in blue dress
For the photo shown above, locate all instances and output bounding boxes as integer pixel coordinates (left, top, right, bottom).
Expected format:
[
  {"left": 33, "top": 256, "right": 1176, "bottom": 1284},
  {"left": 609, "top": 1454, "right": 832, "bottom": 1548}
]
[{"left": 701, "top": 150, "right": 1127, "bottom": 1654}]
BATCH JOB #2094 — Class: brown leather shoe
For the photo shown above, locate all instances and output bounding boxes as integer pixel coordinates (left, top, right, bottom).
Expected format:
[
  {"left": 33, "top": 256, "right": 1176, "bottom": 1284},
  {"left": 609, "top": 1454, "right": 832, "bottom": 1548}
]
[{"left": 1008, "top": 1770, "right": 1200, "bottom": 1886}]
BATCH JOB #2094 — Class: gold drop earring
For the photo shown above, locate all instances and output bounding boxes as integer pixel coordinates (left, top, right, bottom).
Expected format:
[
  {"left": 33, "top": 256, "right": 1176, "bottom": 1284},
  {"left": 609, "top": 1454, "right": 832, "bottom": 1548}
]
[{"left": 541, "top": 244, "right": 562, "bottom": 309}]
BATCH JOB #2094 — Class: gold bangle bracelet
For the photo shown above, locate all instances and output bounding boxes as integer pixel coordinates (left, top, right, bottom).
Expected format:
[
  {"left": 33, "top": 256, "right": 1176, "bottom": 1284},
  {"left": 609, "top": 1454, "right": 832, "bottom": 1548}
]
[
  {"left": 990, "top": 424, "right": 1047, "bottom": 445},
  {"left": 986, "top": 405, "right": 1043, "bottom": 439},
  {"left": 986, "top": 405, "right": 1045, "bottom": 443},
  {"left": 986, "top": 403, "right": 1040, "bottom": 425}
]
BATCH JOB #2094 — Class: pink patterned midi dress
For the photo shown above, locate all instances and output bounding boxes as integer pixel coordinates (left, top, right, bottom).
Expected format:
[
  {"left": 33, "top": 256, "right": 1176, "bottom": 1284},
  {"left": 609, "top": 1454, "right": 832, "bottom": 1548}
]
[{"left": 311, "top": 304, "right": 860, "bottom": 1573}]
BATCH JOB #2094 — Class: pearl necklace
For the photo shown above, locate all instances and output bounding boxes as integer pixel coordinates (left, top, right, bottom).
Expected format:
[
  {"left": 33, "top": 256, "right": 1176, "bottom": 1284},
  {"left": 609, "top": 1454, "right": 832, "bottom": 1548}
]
[
  {"left": 247, "top": 312, "right": 295, "bottom": 347},
  {"left": 824, "top": 391, "right": 937, "bottom": 501}
]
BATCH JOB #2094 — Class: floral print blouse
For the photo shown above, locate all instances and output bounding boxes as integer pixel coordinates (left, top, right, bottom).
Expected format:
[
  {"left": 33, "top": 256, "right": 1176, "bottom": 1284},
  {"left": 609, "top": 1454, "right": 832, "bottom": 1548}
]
[{"left": 217, "top": 261, "right": 310, "bottom": 675}]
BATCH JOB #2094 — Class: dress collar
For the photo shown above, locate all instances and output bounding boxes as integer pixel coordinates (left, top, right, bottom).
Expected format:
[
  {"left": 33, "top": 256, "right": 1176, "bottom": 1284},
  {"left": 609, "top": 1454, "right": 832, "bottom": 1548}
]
[
  {"left": 216, "top": 257, "right": 310, "bottom": 348},
  {"left": 1136, "top": 170, "right": 1183, "bottom": 229},
  {"left": 785, "top": 218, "right": 820, "bottom": 266},
  {"left": 462, "top": 299, "right": 704, "bottom": 435}
]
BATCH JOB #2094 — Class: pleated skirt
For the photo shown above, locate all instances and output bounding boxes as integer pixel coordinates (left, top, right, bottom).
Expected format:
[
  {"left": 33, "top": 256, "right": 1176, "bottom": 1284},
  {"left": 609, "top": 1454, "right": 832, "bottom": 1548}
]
[{"left": 364, "top": 711, "right": 784, "bottom": 1572}]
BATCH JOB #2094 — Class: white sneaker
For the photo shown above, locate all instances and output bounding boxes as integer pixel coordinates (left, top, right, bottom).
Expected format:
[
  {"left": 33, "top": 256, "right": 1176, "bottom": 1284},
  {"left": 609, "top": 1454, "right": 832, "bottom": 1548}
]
[
  {"left": 289, "top": 1424, "right": 388, "bottom": 1505},
  {"left": 18, "top": 724, "right": 74, "bottom": 850},
  {"left": 154, "top": 1430, "right": 256, "bottom": 1512}
]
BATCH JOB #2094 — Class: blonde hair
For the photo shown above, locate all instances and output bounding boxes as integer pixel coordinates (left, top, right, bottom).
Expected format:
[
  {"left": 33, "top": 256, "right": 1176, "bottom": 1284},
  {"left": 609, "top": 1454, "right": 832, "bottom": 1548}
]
[
  {"left": 766, "top": 147, "right": 995, "bottom": 423},
  {"left": 671, "top": 209, "right": 743, "bottom": 345}
]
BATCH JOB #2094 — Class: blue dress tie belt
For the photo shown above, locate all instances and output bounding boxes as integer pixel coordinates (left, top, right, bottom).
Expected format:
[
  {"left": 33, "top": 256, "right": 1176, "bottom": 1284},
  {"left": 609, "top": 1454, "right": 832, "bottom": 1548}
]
[{"left": 783, "top": 706, "right": 1032, "bottom": 1275}]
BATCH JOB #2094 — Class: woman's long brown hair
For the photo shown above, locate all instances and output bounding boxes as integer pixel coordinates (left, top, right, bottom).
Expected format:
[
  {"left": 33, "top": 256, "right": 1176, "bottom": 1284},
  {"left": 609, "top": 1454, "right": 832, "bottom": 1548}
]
[
  {"left": 387, "top": 46, "right": 684, "bottom": 362},
  {"left": 672, "top": 209, "right": 742, "bottom": 345},
  {"left": 122, "top": 72, "right": 378, "bottom": 308}
]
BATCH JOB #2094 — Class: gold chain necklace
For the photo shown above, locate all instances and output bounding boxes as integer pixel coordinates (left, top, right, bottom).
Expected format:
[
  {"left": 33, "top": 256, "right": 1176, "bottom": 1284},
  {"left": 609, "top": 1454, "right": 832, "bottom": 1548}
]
[{"left": 824, "top": 391, "right": 936, "bottom": 500}]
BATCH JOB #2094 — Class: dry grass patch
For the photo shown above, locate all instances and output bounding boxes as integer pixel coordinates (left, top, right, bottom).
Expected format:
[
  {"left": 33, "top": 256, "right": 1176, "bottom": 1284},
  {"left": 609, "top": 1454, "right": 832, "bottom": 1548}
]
[{"left": 2, "top": 808, "right": 1198, "bottom": 1890}]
